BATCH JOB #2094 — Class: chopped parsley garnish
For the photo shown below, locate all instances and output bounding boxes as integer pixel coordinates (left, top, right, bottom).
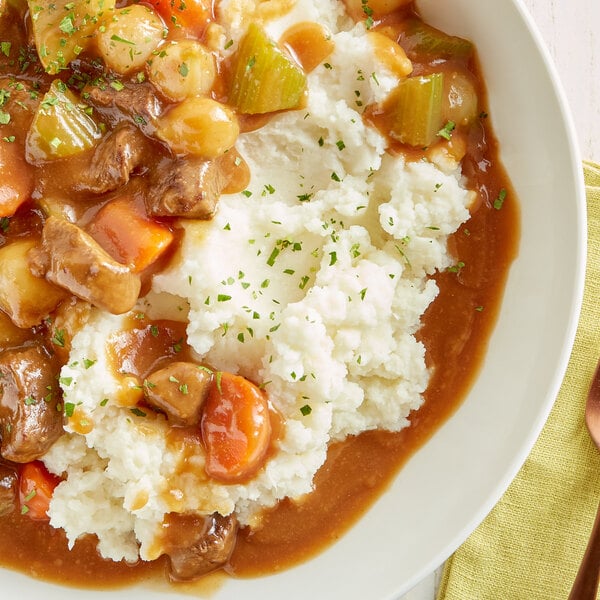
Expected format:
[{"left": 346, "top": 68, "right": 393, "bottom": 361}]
[
  {"left": 110, "top": 34, "right": 135, "bottom": 45},
  {"left": 361, "top": 0, "right": 374, "bottom": 29},
  {"left": 300, "top": 404, "right": 312, "bottom": 416},
  {"left": 493, "top": 188, "right": 507, "bottom": 210},
  {"left": 437, "top": 121, "right": 456, "bottom": 140},
  {"left": 52, "top": 329, "right": 66, "bottom": 347}
]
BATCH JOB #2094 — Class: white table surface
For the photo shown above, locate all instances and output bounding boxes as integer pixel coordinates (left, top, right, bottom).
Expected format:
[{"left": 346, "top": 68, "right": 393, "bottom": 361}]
[{"left": 399, "top": 1, "right": 600, "bottom": 598}]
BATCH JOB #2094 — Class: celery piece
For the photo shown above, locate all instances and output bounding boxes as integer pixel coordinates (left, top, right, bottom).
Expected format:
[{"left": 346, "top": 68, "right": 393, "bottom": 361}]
[
  {"left": 27, "top": 0, "right": 116, "bottom": 74},
  {"left": 228, "top": 23, "right": 307, "bottom": 114},
  {"left": 389, "top": 73, "right": 444, "bottom": 147},
  {"left": 401, "top": 18, "right": 473, "bottom": 60},
  {"left": 26, "top": 80, "right": 101, "bottom": 163}
]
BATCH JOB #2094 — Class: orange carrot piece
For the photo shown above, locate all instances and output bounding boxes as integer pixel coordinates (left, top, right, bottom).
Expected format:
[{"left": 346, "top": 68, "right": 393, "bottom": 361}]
[
  {"left": 19, "top": 461, "right": 60, "bottom": 521},
  {"left": 201, "top": 372, "right": 272, "bottom": 483},
  {"left": 150, "top": 0, "right": 211, "bottom": 37},
  {"left": 89, "top": 196, "right": 174, "bottom": 273}
]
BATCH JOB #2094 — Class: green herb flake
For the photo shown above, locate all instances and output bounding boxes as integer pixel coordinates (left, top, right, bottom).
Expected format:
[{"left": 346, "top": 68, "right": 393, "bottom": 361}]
[
  {"left": 493, "top": 188, "right": 507, "bottom": 210},
  {"left": 266, "top": 247, "right": 280, "bottom": 267},
  {"left": 300, "top": 404, "right": 312, "bottom": 416},
  {"left": 64, "top": 402, "right": 75, "bottom": 417},
  {"left": 52, "top": 329, "right": 66, "bottom": 347},
  {"left": 59, "top": 13, "right": 76, "bottom": 35},
  {"left": 111, "top": 34, "right": 135, "bottom": 45},
  {"left": 130, "top": 407, "right": 147, "bottom": 417},
  {"left": 447, "top": 261, "right": 466, "bottom": 273},
  {"left": 179, "top": 62, "right": 189, "bottom": 77},
  {"left": 437, "top": 120, "right": 456, "bottom": 140}
]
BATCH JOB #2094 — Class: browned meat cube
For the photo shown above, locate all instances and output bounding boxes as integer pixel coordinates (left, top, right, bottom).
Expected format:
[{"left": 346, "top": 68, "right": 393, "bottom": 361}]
[
  {"left": 28, "top": 216, "right": 141, "bottom": 315},
  {"left": 144, "top": 362, "right": 213, "bottom": 426},
  {"left": 163, "top": 512, "right": 238, "bottom": 581},
  {"left": 0, "top": 345, "right": 63, "bottom": 463}
]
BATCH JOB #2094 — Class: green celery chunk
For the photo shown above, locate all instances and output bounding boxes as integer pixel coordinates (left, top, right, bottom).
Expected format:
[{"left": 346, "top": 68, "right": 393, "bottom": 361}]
[
  {"left": 228, "top": 23, "right": 307, "bottom": 114},
  {"left": 401, "top": 18, "right": 473, "bottom": 60},
  {"left": 28, "top": 0, "right": 115, "bottom": 74},
  {"left": 26, "top": 80, "right": 101, "bottom": 162},
  {"left": 389, "top": 73, "right": 444, "bottom": 147}
]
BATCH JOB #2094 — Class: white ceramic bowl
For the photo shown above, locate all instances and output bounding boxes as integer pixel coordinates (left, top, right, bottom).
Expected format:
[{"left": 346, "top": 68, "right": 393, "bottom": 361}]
[{"left": 4, "top": 0, "right": 586, "bottom": 598}]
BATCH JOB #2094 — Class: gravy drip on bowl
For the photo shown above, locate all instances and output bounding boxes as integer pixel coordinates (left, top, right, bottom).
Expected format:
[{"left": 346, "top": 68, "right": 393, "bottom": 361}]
[{"left": 0, "top": 0, "right": 518, "bottom": 588}]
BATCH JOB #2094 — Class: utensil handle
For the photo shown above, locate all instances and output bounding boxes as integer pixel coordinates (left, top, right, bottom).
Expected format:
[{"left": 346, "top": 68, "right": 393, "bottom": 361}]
[{"left": 569, "top": 501, "right": 600, "bottom": 599}]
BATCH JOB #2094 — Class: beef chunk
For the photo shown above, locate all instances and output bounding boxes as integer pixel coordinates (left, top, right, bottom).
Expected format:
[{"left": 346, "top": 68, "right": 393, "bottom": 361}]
[
  {"left": 75, "top": 123, "right": 149, "bottom": 195},
  {"left": 145, "top": 154, "right": 229, "bottom": 219},
  {"left": 143, "top": 362, "right": 213, "bottom": 426},
  {"left": 0, "top": 346, "right": 63, "bottom": 463},
  {"left": 163, "top": 512, "right": 238, "bottom": 581},
  {"left": 0, "top": 463, "right": 17, "bottom": 516},
  {"left": 28, "top": 216, "right": 141, "bottom": 315},
  {"left": 85, "top": 80, "right": 163, "bottom": 132}
]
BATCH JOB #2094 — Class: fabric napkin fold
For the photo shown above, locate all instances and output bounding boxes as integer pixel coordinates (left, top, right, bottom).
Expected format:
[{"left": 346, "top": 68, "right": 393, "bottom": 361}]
[{"left": 437, "top": 162, "right": 600, "bottom": 600}]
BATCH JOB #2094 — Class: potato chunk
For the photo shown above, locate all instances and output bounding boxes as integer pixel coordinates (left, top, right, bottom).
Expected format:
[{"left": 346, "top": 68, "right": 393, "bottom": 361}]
[
  {"left": 96, "top": 5, "right": 165, "bottom": 75},
  {"left": 0, "top": 239, "right": 67, "bottom": 328}
]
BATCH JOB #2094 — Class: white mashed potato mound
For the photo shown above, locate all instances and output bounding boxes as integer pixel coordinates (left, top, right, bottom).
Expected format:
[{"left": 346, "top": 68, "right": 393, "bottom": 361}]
[{"left": 42, "top": 0, "right": 474, "bottom": 563}]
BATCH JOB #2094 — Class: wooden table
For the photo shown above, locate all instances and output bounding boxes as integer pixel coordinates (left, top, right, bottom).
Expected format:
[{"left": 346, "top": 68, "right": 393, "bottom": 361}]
[{"left": 399, "top": 1, "right": 600, "bottom": 598}]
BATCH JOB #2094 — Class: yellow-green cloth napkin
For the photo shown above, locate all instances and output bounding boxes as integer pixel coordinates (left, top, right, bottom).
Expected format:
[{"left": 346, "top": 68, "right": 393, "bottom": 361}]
[{"left": 437, "top": 162, "right": 600, "bottom": 600}]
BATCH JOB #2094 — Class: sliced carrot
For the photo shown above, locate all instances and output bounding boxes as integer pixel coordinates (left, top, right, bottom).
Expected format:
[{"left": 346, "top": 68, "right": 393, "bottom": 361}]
[
  {"left": 19, "top": 461, "right": 61, "bottom": 521},
  {"left": 89, "top": 196, "right": 174, "bottom": 273},
  {"left": 150, "top": 0, "right": 212, "bottom": 37},
  {"left": 201, "top": 372, "right": 272, "bottom": 483},
  {"left": 0, "top": 145, "right": 33, "bottom": 217}
]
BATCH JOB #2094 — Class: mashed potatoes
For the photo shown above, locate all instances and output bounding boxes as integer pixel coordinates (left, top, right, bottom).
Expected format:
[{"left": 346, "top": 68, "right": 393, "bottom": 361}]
[{"left": 42, "top": 0, "right": 473, "bottom": 563}]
